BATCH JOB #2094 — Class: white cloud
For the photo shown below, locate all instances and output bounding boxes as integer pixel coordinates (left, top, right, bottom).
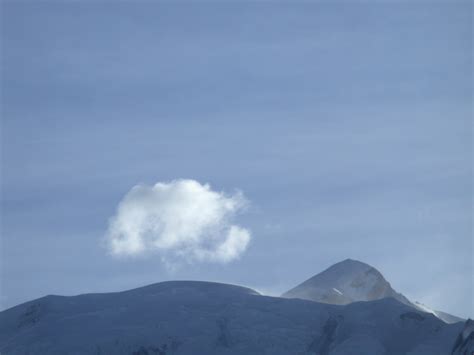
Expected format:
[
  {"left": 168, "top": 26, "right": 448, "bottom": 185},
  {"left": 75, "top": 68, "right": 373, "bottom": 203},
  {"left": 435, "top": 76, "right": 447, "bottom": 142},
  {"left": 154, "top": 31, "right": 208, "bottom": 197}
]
[{"left": 105, "top": 179, "right": 251, "bottom": 264}]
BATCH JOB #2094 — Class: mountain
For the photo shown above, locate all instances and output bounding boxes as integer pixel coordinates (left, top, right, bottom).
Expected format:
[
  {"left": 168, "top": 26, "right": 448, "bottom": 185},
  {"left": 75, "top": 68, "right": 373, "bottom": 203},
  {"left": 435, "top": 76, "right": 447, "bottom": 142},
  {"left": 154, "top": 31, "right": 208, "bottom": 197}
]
[
  {"left": 0, "top": 281, "right": 465, "bottom": 355},
  {"left": 281, "top": 259, "right": 463, "bottom": 324},
  {"left": 282, "top": 259, "right": 411, "bottom": 306},
  {"left": 451, "top": 319, "right": 474, "bottom": 354},
  {"left": 413, "top": 302, "right": 465, "bottom": 325}
]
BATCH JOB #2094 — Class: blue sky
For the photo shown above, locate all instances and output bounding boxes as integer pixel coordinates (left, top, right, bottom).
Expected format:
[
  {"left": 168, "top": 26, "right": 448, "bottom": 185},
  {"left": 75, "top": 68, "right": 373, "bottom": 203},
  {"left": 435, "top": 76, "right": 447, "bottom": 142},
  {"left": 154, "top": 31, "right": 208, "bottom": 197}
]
[{"left": 1, "top": 1, "right": 472, "bottom": 318}]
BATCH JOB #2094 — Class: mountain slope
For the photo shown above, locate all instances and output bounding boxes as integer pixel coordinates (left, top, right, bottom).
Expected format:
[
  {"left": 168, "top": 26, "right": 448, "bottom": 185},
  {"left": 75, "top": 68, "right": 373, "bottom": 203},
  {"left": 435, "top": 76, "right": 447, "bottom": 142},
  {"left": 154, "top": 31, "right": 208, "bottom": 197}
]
[
  {"left": 0, "top": 281, "right": 463, "bottom": 355},
  {"left": 281, "top": 259, "right": 463, "bottom": 324},
  {"left": 451, "top": 319, "right": 474, "bottom": 354},
  {"left": 413, "top": 302, "right": 465, "bottom": 324}
]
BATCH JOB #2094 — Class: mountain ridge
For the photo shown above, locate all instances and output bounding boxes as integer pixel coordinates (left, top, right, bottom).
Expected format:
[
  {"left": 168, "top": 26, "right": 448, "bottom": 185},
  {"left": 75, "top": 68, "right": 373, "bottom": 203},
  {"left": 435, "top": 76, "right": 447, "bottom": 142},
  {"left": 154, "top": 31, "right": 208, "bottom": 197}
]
[
  {"left": 0, "top": 280, "right": 466, "bottom": 355},
  {"left": 281, "top": 258, "right": 464, "bottom": 324},
  {"left": 0, "top": 259, "right": 470, "bottom": 354}
]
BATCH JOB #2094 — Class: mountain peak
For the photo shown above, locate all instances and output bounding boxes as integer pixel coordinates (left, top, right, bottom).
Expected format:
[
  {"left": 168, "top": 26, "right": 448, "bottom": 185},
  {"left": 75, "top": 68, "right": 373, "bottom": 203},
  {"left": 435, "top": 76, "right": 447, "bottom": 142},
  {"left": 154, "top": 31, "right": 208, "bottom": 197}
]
[
  {"left": 339, "top": 258, "right": 367, "bottom": 265},
  {"left": 328, "top": 258, "right": 374, "bottom": 272},
  {"left": 281, "top": 259, "right": 463, "bottom": 324},
  {"left": 282, "top": 259, "right": 409, "bottom": 306}
]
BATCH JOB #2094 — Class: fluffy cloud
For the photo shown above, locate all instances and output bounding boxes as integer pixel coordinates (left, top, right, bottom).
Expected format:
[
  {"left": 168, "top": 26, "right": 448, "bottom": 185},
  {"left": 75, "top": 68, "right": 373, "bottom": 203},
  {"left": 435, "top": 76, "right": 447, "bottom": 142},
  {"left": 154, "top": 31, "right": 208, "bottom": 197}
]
[{"left": 105, "top": 179, "right": 251, "bottom": 264}]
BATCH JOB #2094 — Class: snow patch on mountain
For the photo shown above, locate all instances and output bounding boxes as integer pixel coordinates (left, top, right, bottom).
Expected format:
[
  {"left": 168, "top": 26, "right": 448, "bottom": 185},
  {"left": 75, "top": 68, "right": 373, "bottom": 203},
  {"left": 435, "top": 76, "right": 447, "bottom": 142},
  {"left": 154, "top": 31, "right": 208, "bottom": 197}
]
[{"left": 414, "top": 301, "right": 465, "bottom": 324}]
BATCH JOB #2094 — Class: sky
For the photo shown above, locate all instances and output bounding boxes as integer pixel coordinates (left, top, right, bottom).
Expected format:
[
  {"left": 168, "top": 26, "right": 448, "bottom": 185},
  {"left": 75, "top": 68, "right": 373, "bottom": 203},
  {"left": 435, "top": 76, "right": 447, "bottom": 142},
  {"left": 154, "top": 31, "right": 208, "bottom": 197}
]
[{"left": 1, "top": 1, "right": 472, "bottom": 319}]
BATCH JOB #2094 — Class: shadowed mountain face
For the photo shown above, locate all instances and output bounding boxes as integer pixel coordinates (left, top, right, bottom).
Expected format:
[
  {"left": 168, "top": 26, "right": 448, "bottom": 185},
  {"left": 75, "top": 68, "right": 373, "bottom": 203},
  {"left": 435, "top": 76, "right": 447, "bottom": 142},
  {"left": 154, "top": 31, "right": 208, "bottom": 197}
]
[
  {"left": 451, "top": 319, "right": 474, "bottom": 355},
  {"left": 282, "top": 259, "right": 464, "bottom": 324},
  {"left": 0, "top": 281, "right": 465, "bottom": 355}
]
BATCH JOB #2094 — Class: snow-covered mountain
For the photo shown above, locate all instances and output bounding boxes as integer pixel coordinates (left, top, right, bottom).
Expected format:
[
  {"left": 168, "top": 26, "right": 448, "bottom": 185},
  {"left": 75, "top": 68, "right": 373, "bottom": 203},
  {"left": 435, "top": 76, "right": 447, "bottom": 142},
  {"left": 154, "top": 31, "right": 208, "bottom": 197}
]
[
  {"left": 413, "top": 301, "right": 465, "bottom": 325},
  {"left": 282, "top": 259, "right": 410, "bottom": 306},
  {"left": 282, "top": 259, "right": 464, "bottom": 324},
  {"left": 0, "top": 281, "right": 466, "bottom": 355}
]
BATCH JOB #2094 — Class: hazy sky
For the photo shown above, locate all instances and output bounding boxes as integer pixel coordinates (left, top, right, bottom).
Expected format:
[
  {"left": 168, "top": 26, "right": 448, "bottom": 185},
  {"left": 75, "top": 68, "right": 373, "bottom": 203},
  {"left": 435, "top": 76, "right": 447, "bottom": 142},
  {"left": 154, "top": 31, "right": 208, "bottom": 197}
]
[{"left": 1, "top": 1, "right": 472, "bottom": 318}]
